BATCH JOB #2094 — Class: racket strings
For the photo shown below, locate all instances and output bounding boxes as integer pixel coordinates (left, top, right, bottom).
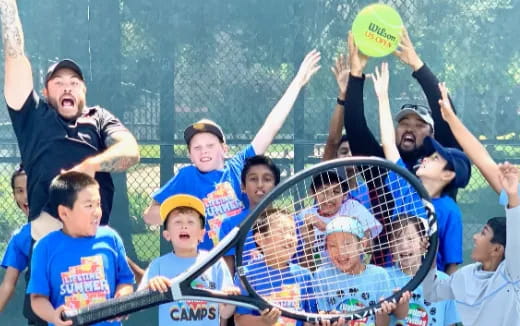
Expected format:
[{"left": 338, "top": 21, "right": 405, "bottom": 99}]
[{"left": 239, "top": 163, "right": 431, "bottom": 315}]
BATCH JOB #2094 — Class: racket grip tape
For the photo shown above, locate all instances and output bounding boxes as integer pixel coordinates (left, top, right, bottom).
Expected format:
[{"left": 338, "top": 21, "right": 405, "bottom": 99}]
[{"left": 61, "top": 287, "right": 174, "bottom": 325}]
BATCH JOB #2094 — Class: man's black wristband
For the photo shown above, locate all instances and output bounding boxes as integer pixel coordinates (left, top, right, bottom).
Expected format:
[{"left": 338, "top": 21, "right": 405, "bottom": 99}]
[{"left": 336, "top": 98, "right": 346, "bottom": 106}]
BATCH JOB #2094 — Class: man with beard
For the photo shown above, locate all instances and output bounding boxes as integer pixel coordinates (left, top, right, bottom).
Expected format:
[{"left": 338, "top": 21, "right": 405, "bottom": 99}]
[
  {"left": 1, "top": 0, "right": 140, "bottom": 226},
  {"left": 343, "top": 29, "right": 460, "bottom": 175},
  {"left": 342, "top": 29, "right": 461, "bottom": 267},
  {"left": 0, "top": 0, "right": 142, "bottom": 313}
]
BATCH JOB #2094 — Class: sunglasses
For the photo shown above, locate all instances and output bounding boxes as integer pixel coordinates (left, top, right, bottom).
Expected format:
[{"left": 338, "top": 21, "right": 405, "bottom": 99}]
[{"left": 400, "top": 104, "right": 432, "bottom": 116}]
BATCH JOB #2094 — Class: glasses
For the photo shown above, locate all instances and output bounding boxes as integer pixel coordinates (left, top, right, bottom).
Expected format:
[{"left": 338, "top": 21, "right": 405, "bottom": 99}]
[{"left": 400, "top": 104, "right": 432, "bottom": 116}]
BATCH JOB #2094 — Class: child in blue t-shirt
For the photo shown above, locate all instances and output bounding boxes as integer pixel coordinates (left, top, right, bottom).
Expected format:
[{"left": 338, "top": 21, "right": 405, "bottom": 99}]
[
  {"left": 219, "top": 155, "right": 281, "bottom": 274},
  {"left": 138, "top": 194, "right": 237, "bottom": 326},
  {"left": 27, "top": 172, "right": 135, "bottom": 326},
  {"left": 0, "top": 166, "right": 31, "bottom": 313},
  {"left": 386, "top": 214, "right": 460, "bottom": 326},
  {"left": 315, "top": 217, "right": 410, "bottom": 326},
  {"left": 372, "top": 63, "right": 470, "bottom": 274},
  {"left": 143, "top": 50, "right": 321, "bottom": 251},
  {"left": 235, "top": 208, "right": 318, "bottom": 326}
]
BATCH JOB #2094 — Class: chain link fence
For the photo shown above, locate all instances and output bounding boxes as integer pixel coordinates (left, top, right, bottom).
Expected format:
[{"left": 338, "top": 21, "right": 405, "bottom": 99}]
[{"left": 1, "top": 0, "right": 519, "bottom": 324}]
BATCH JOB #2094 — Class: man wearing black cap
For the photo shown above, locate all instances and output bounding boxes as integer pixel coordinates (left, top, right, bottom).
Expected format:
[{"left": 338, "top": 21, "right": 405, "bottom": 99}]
[
  {"left": 1, "top": 1, "right": 141, "bottom": 323},
  {"left": 1, "top": 0, "right": 140, "bottom": 227}
]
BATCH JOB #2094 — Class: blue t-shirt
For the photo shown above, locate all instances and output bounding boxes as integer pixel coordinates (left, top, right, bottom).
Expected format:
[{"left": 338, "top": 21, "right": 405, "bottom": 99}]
[
  {"left": 386, "top": 266, "right": 460, "bottom": 326},
  {"left": 219, "top": 209, "right": 250, "bottom": 257},
  {"left": 27, "top": 226, "right": 135, "bottom": 326},
  {"left": 235, "top": 260, "right": 317, "bottom": 326},
  {"left": 314, "top": 264, "right": 391, "bottom": 326},
  {"left": 386, "top": 159, "right": 463, "bottom": 272},
  {"left": 138, "top": 251, "right": 232, "bottom": 326},
  {"left": 1, "top": 223, "right": 31, "bottom": 271},
  {"left": 153, "top": 145, "right": 256, "bottom": 250}
]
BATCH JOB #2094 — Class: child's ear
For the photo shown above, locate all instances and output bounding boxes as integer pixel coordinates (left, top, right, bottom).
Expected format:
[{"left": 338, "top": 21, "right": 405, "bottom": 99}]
[
  {"left": 222, "top": 143, "right": 229, "bottom": 154},
  {"left": 42, "top": 87, "right": 48, "bottom": 98},
  {"left": 162, "top": 229, "right": 171, "bottom": 241},
  {"left": 441, "top": 170, "right": 456, "bottom": 184},
  {"left": 57, "top": 204, "right": 69, "bottom": 221},
  {"left": 492, "top": 243, "right": 505, "bottom": 259},
  {"left": 197, "top": 228, "right": 205, "bottom": 243},
  {"left": 253, "top": 232, "right": 263, "bottom": 248}
]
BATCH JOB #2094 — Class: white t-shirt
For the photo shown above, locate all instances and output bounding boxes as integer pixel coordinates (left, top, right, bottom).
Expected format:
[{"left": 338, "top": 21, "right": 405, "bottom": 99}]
[{"left": 423, "top": 205, "right": 520, "bottom": 326}]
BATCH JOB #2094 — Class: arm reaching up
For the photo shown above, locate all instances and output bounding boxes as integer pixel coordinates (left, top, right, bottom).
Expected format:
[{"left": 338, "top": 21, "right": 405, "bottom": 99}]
[
  {"left": 499, "top": 163, "right": 520, "bottom": 280},
  {"left": 438, "top": 82, "right": 501, "bottom": 193},
  {"left": 372, "top": 62, "right": 400, "bottom": 163},
  {"left": 0, "top": 0, "right": 34, "bottom": 109},
  {"left": 252, "top": 50, "right": 321, "bottom": 154},
  {"left": 323, "top": 51, "right": 349, "bottom": 161}
]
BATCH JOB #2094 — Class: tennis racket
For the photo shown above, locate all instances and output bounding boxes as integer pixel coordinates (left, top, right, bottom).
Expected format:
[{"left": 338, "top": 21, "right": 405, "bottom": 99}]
[{"left": 62, "top": 157, "right": 437, "bottom": 325}]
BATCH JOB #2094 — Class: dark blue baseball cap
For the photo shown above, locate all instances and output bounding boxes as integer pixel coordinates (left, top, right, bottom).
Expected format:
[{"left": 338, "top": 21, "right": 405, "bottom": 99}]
[{"left": 423, "top": 136, "right": 471, "bottom": 189}]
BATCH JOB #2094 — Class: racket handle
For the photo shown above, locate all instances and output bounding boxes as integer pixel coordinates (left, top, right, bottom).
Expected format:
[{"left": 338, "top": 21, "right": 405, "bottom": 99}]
[{"left": 61, "top": 287, "right": 174, "bottom": 325}]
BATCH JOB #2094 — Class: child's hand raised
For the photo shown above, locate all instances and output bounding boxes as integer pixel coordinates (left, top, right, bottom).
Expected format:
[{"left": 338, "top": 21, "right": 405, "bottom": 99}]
[
  {"left": 295, "top": 50, "right": 322, "bottom": 87},
  {"left": 438, "top": 82, "right": 456, "bottom": 122},
  {"left": 498, "top": 162, "right": 519, "bottom": 206},
  {"left": 371, "top": 62, "right": 390, "bottom": 99}
]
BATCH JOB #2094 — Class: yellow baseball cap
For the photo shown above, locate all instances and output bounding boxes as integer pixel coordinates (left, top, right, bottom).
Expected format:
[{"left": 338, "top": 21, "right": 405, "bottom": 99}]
[{"left": 160, "top": 194, "right": 206, "bottom": 224}]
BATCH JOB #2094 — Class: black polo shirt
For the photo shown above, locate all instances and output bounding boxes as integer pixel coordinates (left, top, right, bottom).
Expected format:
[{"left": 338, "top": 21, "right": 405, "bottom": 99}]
[{"left": 8, "top": 91, "right": 128, "bottom": 224}]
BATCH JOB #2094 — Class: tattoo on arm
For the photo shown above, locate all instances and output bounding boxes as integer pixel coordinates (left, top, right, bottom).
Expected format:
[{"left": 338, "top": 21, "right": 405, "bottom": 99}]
[
  {"left": 97, "top": 132, "right": 139, "bottom": 173},
  {"left": 0, "top": 0, "right": 25, "bottom": 58}
]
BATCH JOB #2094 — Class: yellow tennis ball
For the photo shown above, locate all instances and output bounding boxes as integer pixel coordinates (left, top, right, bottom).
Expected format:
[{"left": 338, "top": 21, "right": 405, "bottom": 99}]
[{"left": 352, "top": 3, "right": 403, "bottom": 57}]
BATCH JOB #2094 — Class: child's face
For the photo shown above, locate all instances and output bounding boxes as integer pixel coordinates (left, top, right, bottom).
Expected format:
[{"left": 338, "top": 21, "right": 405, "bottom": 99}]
[
  {"left": 243, "top": 165, "right": 276, "bottom": 207},
  {"left": 392, "top": 224, "right": 424, "bottom": 270},
  {"left": 60, "top": 185, "right": 102, "bottom": 237},
  {"left": 326, "top": 232, "right": 364, "bottom": 273},
  {"left": 255, "top": 215, "right": 297, "bottom": 267},
  {"left": 336, "top": 141, "right": 352, "bottom": 158},
  {"left": 471, "top": 224, "right": 499, "bottom": 263},
  {"left": 163, "top": 210, "right": 205, "bottom": 255},
  {"left": 416, "top": 152, "right": 452, "bottom": 182},
  {"left": 188, "top": 132, "right": 227, "bottom": 172},
  {"left": 315, "top": 183, "right": 344, "bottom": 217},
  {"left": 13, "top": 174, "right": 28, "bottom": 216}
]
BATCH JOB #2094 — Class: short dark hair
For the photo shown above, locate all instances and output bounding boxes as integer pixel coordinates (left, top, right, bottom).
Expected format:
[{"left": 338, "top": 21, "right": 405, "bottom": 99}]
[
  {"left": 47, "top": 171, "right": 99, "bottom": 219},
  {"left": 487, "top": 217, "right": 506, "bottom": 249},
  {"left": 163, "top": 206, "right": 205, "bottom": 229},
  {"left": 310, "top": 170, "right": 345, "bottom": 194},
  {"left": 252, "top": 208, "right": 292, "bottom": 254},
  {"left": 11, "top": 164, "right": 26, "bottom": 190},
  {"left": 339, "top": 134, "right": 349, "bottom": 145},
  {"left": 241, "top": 155, "right": 281, "bottom": 186},
  {"left": 388, "top": 214, "right": 426, "bottom": 242}
]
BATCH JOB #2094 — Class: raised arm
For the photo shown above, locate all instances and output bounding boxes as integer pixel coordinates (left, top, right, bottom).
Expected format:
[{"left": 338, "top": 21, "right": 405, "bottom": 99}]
[
  {"left": 372, "top": 62, "right": 400, "bottom": 163},
  {"left": 343, "top": 32, "right": 384, "bottom": 158},
  {"left": 499, "top": 163, "right": 520, "bottom": 279},
  {"left": 322, "top": 53, "right": 349, "bottom": 161},
  {"left": 66, "top": 130, "right": 140, "bottom": 177},
  {"left": 252, "top": 50, "right": 321, "bottom": 155},
  {"left": 1, "top": 0, "right": 33, "bottom": 110},
  {"left": 438, "top": 83, "right": 501, "bottom": 193},
  {"left": 394, "top": 28, "right": 460, "bottom": 149}
]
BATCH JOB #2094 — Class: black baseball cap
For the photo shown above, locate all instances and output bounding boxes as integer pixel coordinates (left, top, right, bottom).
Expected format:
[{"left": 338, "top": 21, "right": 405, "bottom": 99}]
[
  {"left": 45, "top": 59, "right": 84, "bottom": 85},
  {"left": 183, "top": 119, "right": 225, "bottom": 145}
]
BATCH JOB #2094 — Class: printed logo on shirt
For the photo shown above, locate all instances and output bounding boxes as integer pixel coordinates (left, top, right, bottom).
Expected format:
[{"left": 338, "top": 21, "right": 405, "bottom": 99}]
[
  {"left": 60, "top": 255, "right": 110, "bottom": 310},
  {"left": 264, "top": 284, "right": 301, "bottom": 326},
  {"left": 336, "top": 298, "right": 369, "bottom": 326},
  {"left": 403, "top": 302, "right": 428, "bottom": 326},
  {"left": 169, "top": 301, "right": 218, "bottom": 322},
  {"left": 205, "top": 182, "right": 245, "bottom": 245}
]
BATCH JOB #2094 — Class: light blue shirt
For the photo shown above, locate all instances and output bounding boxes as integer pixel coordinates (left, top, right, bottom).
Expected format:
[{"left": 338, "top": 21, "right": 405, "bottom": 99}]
[
  {"left": 386, "top": 266, "right": 460, "bottom": 325},
  {"left": 138, "top": 251, "right": 232, "bottom": 326}
]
